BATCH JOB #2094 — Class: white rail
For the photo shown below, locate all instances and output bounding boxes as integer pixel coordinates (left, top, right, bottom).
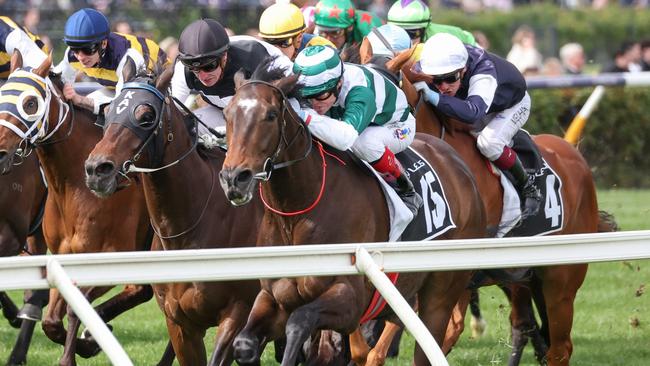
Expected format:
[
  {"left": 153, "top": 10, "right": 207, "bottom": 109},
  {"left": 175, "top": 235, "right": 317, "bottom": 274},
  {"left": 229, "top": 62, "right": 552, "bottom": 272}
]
[{"left": 3, "top": 230, "right": 650, "bottom": 366}]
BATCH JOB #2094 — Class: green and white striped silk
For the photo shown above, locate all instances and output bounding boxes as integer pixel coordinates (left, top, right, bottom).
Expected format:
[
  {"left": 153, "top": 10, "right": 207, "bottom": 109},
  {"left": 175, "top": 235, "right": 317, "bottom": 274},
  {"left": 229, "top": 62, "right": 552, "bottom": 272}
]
[{"left": 293, "top": 45, "right": 342, "bottom": 97}]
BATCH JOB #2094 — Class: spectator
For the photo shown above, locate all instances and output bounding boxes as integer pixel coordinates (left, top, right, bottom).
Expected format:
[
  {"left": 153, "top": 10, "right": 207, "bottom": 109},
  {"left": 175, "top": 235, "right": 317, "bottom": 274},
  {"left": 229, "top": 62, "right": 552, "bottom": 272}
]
[
  {"left": 641, "top": 40, "right": 650, "bottom": 71},
  {"left": 603, "top": 41, "right": 639, "bottom": 73},
  {"left": 22, "top": 7, "right": 40, "bottom": 34},
  {"left": 559, "top": 42, "right": 585, "bottom": 74},
  {"left": 626, "top": 41, "right": 642, "bottom": 72},
  {"left": 541, "top": 57, "right": 563, "bottom": 76},
  {"left": 506, "top": 25, "right": 543, "bottom": 75},
  {"left": 113, "top": 20, "right": 133, "bottom": 35},
  {"left": 472, "top": 30, "right": 490, "bottom": 50}
]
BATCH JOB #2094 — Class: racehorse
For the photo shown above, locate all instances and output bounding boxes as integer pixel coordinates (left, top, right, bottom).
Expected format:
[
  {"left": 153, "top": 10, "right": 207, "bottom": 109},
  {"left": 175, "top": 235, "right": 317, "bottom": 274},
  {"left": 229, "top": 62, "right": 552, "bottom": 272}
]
[
  {"left": 218, "top": 59, "right": 487, "bottom": 366},
  {"left": 83, "top": 64, "right": 265, "bottom": 366},
  {"left": 0, "top": 148, "right": 49, "bottom": 366},
  {"left": 0, "top": 52, "right": 159, "bottom": 366},
  {"left": 386, "top": 49, "right": 617, "bottom": 366}
]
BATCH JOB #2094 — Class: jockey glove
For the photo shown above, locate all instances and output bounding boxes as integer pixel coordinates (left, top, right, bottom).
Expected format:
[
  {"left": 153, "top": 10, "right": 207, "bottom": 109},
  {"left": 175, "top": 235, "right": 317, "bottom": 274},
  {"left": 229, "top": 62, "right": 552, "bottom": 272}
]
[{"left": 413, "top": 81, "right": 440, "bottom": 106}]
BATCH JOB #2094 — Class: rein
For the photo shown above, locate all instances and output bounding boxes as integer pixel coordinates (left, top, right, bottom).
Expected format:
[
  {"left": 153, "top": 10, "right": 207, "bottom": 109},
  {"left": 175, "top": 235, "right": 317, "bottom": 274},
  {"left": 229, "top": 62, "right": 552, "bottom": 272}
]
[{"left": 238, "top": 79, "right": 313, "bottom": 181}]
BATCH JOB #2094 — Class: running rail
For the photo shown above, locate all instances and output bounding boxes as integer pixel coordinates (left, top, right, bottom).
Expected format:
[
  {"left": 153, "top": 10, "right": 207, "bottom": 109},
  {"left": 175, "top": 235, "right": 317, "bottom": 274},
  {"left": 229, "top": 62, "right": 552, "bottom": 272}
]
[
  {"left": 526, "top": 71, "right": 650, "bottom": 89},
  {"left": 3, "top": 230, "right": 650, "bottom": 366}
]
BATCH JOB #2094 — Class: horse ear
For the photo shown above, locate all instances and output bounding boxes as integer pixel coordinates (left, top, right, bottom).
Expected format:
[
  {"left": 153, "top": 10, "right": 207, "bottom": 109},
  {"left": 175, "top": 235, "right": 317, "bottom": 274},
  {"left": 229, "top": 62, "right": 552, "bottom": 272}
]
[
  {"left": 9, "top": 49, "right": 23, "bottom": 73},
  {"left": 385, "top": 47, "right": 416, "bottom": 76},
  {"left": 234, "top": 69, "right": 247, "bottom": 90},
  {"left": 155, "top": 64, "right": 174, "bottom": 92},
  {"left": 122, "top": 57, "right": 137, "bottom": 83},
  {"left": 33, "top": 52, "right": 53, "bottom": 78},
  {"left": 359, "top": 37, "right": 373, "bottom": 65},
  {"left": 274, "top": 73, "right": 300, "bottom": 96}
]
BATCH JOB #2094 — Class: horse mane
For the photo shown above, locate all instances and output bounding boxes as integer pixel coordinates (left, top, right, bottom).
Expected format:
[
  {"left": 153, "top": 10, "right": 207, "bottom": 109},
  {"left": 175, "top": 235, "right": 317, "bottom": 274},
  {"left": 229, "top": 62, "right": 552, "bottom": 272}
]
[{"left": 249, "top": 56, "right": 302, "bottom": 100}]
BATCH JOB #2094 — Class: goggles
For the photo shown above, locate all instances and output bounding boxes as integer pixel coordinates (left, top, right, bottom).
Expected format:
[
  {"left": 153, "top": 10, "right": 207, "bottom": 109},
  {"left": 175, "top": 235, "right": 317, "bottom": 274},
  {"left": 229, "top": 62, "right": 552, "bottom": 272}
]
[
  {"left": 265, "top": 37, "right": 294, "bottom": 49},
  {"left": 181, "top": 57, "right": 221, "bottom": 74},
  {"left": 318, "top": 28, "right": 345, "bottom": 39},
  {"left": 405, "top": 28, "right": 425, "bottom": 40},
  {"left": 432, "top": 70, "right": 462, "bottom": 85},
  {"left": 308, "top": 88, "right": 336, "bottom": 102},
  {"left": 70, "top": 43, "right": 101, "bottom": 56}
]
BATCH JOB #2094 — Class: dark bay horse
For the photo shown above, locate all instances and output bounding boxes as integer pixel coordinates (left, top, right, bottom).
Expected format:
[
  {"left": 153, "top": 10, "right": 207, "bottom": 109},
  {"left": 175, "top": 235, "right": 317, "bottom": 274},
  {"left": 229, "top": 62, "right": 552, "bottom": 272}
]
[
  {"left": 387, "top": 52, "right": 617, "bottom": 366},
  {"left": 0, "top": 149, "right": 49, "bottom": 366},
  {"left": 83, "top": 64, "right": 265, "bottom": 366},
  {"left": 218, "top": 61, "right": 487, "bottom": 366},
  {"left": 0, "top": 53, "right": 158, "bottom": 366}
]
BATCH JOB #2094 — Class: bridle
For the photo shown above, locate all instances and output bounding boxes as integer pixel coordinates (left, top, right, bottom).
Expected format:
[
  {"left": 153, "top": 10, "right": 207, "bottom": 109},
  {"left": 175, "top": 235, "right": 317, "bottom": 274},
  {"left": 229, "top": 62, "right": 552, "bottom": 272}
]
[{"left": 237, "top": 79, "right": 313, "bottom": 181}]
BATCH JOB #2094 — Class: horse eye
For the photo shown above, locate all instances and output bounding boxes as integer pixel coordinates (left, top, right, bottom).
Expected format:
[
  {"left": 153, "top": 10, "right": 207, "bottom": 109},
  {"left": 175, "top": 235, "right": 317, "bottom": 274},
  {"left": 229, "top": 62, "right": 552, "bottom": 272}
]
[
  {"left": 266, "top": 111, "right": 278, "bottom": 121},
  {"left": 135, "top": 105, "right": 156, "bottom": 124},
  {"left": 24, "top": 98, "right": 38, "bottom": 114}
]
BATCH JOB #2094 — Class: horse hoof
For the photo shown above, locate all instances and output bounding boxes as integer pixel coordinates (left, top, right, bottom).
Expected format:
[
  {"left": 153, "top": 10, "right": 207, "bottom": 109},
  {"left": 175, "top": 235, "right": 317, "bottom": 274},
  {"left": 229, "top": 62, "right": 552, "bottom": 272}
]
[
  {"left": 77, "top": 324, "right": 113, "bottom": 358},
  {"left": 233, "top": 336, "right": 260, "bottom": 365},
  {"left": 17, "top": 303, "right": 43, "bottom": 322}
]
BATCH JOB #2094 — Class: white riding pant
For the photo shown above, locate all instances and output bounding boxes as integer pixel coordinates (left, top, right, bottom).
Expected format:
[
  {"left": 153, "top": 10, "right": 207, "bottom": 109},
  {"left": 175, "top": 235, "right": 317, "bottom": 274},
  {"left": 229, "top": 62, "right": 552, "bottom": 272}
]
[
  {"left": 191, "top": 104, "right": 226, "bottom": 135},
  {"left": 350, "top": 114, "right": 416, "bottom": 162},
  {"left": 476, "top": 92, "right": 531, "bottom": 161}
]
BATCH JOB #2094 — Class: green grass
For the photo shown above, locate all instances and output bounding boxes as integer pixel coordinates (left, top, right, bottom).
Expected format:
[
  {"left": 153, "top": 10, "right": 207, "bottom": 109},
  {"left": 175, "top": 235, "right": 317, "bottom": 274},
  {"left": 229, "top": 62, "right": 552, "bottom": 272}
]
[{"left": 1, "top": 189, "right": 649, "bottom": 365}]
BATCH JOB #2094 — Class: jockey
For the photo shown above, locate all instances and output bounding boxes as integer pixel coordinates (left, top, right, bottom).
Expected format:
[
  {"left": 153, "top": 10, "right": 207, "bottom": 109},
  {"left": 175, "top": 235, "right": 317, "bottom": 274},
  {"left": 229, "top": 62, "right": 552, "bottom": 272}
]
[
  {"left": 170, "top": 18, "right": 293, "bottom": 136},
  {"left": 412, "top": 33, "right": 541, "bottom": 219},
  {"left": 313, "top": 0, "right": 383, "bottom": 50},
  {"left": 0, "top": 16, "right": 49, "bottom": 79},
  {"left": 54, "top": 8, "right": 168, "bottom": 114},
  {"left": 293, "top": 45, "right": 422, "bottom": 215},
  {"left": 258, "top": 0, "right": 334, "bottom": 61},
  {"left": 363, "top": 24, "right": 411, "bottom": 84},
  {"left": 387, "top": 0, "right": 475, "bottom": 47}
]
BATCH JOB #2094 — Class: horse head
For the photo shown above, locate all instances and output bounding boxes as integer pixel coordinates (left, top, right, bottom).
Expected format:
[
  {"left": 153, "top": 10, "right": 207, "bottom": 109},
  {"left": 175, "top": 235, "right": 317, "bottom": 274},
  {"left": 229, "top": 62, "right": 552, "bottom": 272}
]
[
  {"left": 0, "top": 51, "right": 58, "bottom": 174},
  {"left": 219, "top": 57, "right": 301, "bottom": 206},
  {"left": 84, "top": 59, "right": 176, "bottom": 197}
]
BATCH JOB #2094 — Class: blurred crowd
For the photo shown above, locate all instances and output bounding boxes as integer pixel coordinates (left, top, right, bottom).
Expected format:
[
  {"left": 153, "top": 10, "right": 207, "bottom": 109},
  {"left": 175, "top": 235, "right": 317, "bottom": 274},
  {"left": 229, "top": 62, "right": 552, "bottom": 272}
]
[{"left": 3, "top": 0, "right": 650, "bottom": 76}]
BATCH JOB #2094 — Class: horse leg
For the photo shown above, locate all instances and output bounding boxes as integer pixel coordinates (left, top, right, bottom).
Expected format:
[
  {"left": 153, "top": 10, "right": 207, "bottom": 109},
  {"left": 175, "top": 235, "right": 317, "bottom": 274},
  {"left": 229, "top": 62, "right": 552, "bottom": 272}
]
[
  {"left": 165, "top": 318, "right": 207, "bottom": 366},
  {"left": 349, "top": 328, "right": 370, "bottom": 365},
  {"left": 7, "top": 315, "right": 37, "bottom": 366},
  {"left": 542, "top": 265, "right": 587, "bottom": 366},
  {"left": 0, "top": 291, "right": 21, "bottom": 328},
  {"left": 469, "top": 288, "right": 487, "bottom": 338},
  {"left": 42, "top": 289, "right": 68, "bottom": 345},
  {"left": 506, "top": 284, "right": 534, "bottom": 366},
  {"left": 156, "top": 340, "right": 176, "bottom": 366},
  {"left": 59, "top": 286, "right": 112, "bottom": 365},
  {"left": 442, "top": 289, "right": 470, "bottom": 353},
  {"left": 281, "top": 282, "right": 361, "bottom": 366},
  {"left": 365, "top": 321, "right": 402, "bottom": 366},
  {"left": 234, "top": 289, "right": 288, "bottom": 365},
  {"left": 207, "top": 300, "right": 251, "bottom": 366},
  {"left": 415, "top": 271, "right": 472, "bottom": 366}
]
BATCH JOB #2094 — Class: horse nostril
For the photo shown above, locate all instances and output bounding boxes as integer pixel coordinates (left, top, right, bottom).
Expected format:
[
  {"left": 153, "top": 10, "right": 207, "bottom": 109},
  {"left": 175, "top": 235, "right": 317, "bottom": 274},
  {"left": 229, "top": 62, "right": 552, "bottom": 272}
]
[
  {"left": 95, "top": 161, "right": 116, "bottom": 177},
  {"left": 0, "top": 151, "right": 7, "bottom": 161},
  {"left": 236, "top": 170, "right": 253, "bottom": 185}
]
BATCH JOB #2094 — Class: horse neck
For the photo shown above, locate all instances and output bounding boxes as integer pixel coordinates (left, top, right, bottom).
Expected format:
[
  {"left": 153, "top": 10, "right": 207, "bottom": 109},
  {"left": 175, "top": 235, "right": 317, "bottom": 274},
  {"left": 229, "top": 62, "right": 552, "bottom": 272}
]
[
  {"left": 261, "top": 118, "right": 323, "bottom": 220},
  {"left": 141, "top": 105, "right": 231, "bottom": 249},
  {"left": 36, "top": 100, "right": 98, "bottom": 193}
]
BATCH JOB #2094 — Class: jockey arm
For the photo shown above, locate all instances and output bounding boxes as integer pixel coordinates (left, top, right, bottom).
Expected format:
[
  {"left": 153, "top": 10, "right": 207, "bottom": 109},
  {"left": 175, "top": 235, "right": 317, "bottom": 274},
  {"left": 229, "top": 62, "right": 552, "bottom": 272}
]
[
  {"left": 300, "top": 87, "right": 376, "bottom": 151},
  {"left": 5, "top": 27, "right": 47, "bottom": 69}
]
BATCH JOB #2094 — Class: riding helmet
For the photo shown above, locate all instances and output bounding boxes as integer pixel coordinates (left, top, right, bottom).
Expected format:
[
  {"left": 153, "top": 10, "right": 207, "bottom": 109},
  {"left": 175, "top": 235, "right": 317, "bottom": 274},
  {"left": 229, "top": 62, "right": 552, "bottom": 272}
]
[
  {"left": 387, "top": 0, "right": 431, "bottom": 30},
  {"left": 314, "top": 0, "right": 355, "bottom": 30},
  {"left": 178, "top": 18, "right": 230, "bottom": 64},
  {"left": 63, "top": 8, "right": 110, "bottom": 47},
  {"left": 418, "top": 33, "right": 468, "bottom": 75},
  {"left": 293, "top": 45, "right": 343, "bottom": 97},
  {"left": 259, "top": 1, "right": 305, "bottom": 39}
]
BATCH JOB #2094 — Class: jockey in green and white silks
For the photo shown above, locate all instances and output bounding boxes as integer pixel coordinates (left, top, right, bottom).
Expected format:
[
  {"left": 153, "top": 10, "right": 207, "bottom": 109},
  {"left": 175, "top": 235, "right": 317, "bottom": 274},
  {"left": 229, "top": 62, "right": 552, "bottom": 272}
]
[
  {"left": 293, "top": 45, "right": 422, "bottom": 215},
  {"left": 387, "top": 0, "right": 476, "bottom": 47}
]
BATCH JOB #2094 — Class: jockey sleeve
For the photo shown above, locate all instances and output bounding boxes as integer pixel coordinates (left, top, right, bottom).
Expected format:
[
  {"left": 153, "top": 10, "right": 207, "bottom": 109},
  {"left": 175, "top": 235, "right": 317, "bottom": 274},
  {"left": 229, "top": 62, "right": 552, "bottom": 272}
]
[
  {"left": 304, "top": 108, "right": 359, "bottom": 151},
  {"left": 1, "top": 18, "right": 47, "bottom": 78}
]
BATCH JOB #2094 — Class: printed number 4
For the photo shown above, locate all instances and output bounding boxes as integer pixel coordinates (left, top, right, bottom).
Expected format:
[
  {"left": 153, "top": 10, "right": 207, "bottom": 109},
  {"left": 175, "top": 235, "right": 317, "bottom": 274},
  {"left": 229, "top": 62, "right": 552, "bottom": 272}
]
[
  {"left": 420, "top": 171, "right": 446, "bottom": 233},
  {"left": 544, "top": 175, "right": 561, "bottom": 227}
]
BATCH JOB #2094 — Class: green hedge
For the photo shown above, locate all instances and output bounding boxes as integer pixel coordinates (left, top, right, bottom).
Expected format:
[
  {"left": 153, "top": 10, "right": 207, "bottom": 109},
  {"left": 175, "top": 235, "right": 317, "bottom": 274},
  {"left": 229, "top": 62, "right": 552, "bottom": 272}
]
[
  {"left": 526, "top": 88, "right": 650, "bottom": 188},
  {"left": 433, "top": 4, "right": 650, "bottom": 65}
]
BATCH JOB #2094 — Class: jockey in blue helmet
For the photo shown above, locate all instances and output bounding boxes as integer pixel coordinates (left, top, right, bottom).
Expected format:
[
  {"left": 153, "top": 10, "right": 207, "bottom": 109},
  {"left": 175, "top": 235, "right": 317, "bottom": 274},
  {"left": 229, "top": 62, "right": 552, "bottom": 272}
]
[{"left": 54, "top": 8, "right": 168, "bottom": 114}]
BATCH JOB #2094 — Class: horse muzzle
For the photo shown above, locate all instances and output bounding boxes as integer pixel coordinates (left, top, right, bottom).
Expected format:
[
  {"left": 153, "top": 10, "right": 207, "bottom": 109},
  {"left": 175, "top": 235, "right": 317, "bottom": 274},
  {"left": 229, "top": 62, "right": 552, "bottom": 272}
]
[
  {"left": 84, "top": 156, "right": 120, "bottom": 198},
  {"left": 219, "top": 167, "right": 255, "bottom": 206}
]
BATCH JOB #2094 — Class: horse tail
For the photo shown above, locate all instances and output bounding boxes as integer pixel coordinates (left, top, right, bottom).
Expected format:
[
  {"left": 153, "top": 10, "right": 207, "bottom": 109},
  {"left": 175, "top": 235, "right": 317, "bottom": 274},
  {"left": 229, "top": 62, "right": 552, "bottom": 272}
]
[{"left": 597, "top": 210, "right": 619, "bottom": 233}]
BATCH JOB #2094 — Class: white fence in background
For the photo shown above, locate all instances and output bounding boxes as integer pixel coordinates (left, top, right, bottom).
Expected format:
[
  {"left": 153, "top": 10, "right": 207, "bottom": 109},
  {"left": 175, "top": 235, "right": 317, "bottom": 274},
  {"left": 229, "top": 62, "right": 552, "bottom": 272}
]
[{"left": 3, "top": 230, "right": 650, "bottom": 365}]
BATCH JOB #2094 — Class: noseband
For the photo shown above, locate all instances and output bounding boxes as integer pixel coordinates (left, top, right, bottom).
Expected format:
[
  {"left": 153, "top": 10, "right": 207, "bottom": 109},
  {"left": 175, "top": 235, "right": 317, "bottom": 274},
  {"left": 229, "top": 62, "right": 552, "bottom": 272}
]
[{"left": 237, "top": 80, "right": 312, "bottom": 181}]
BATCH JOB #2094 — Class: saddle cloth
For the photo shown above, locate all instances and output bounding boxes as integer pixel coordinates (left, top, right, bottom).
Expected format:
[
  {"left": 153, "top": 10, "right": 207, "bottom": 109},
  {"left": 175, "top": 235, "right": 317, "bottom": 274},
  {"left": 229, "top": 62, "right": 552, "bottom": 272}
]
[{"left": 363, "top": 146, "right": 456, "bottom": 242}]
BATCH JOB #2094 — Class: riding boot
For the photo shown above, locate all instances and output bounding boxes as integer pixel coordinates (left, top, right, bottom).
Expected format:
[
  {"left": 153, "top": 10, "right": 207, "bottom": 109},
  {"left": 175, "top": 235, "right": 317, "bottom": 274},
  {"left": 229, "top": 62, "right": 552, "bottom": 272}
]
[
  {"left": 508, "top": 156, "right": 542, "bottom": 220},
  {"left": 371, "top": 147, "right": 423, "bottom": 217}
]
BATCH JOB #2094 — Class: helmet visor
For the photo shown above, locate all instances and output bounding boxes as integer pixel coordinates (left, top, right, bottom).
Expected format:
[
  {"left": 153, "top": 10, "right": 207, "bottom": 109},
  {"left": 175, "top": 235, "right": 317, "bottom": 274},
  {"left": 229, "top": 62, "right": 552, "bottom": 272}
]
[
  {"left": 70, "top": 42, "right": 101, "bottom": 56},
  {"left": 264, "top": 37, "right": 294, "bottom": 49},
  {"left": 181, "top": 57, "right": 221, "bottom": 74}
]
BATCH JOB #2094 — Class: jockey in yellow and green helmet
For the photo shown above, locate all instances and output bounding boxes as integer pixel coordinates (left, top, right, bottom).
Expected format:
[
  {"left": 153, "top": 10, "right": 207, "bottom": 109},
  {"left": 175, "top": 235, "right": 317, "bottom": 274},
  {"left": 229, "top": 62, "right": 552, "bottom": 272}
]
[
  {"left": 314, "top": 0, "right": 383, "bottom": 50},
  {"left": 387, "top": 0, "right": 475, "bottom": 47},
  {"left": 259, "top": 0, "right": 334, "bottom": 61}
]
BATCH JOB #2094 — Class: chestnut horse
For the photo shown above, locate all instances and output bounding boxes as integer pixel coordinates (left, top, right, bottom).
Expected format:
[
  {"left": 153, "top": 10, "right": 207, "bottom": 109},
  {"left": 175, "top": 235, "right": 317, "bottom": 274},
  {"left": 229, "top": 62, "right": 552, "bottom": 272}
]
[
  {"left": 0, "top": 148, "right": 49, "bottom": 366},
  {"left": 219, "top": 61, "right": 486, "bottom": 366},
  {"left": 84, "top": 65, "right": 265, "bottom": 366},
  {"left": 0, "top": 53, "right": 159, "bottom": 366},
  {"left": 387, "top": 51, "right": 615, "bottom": 365}
]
